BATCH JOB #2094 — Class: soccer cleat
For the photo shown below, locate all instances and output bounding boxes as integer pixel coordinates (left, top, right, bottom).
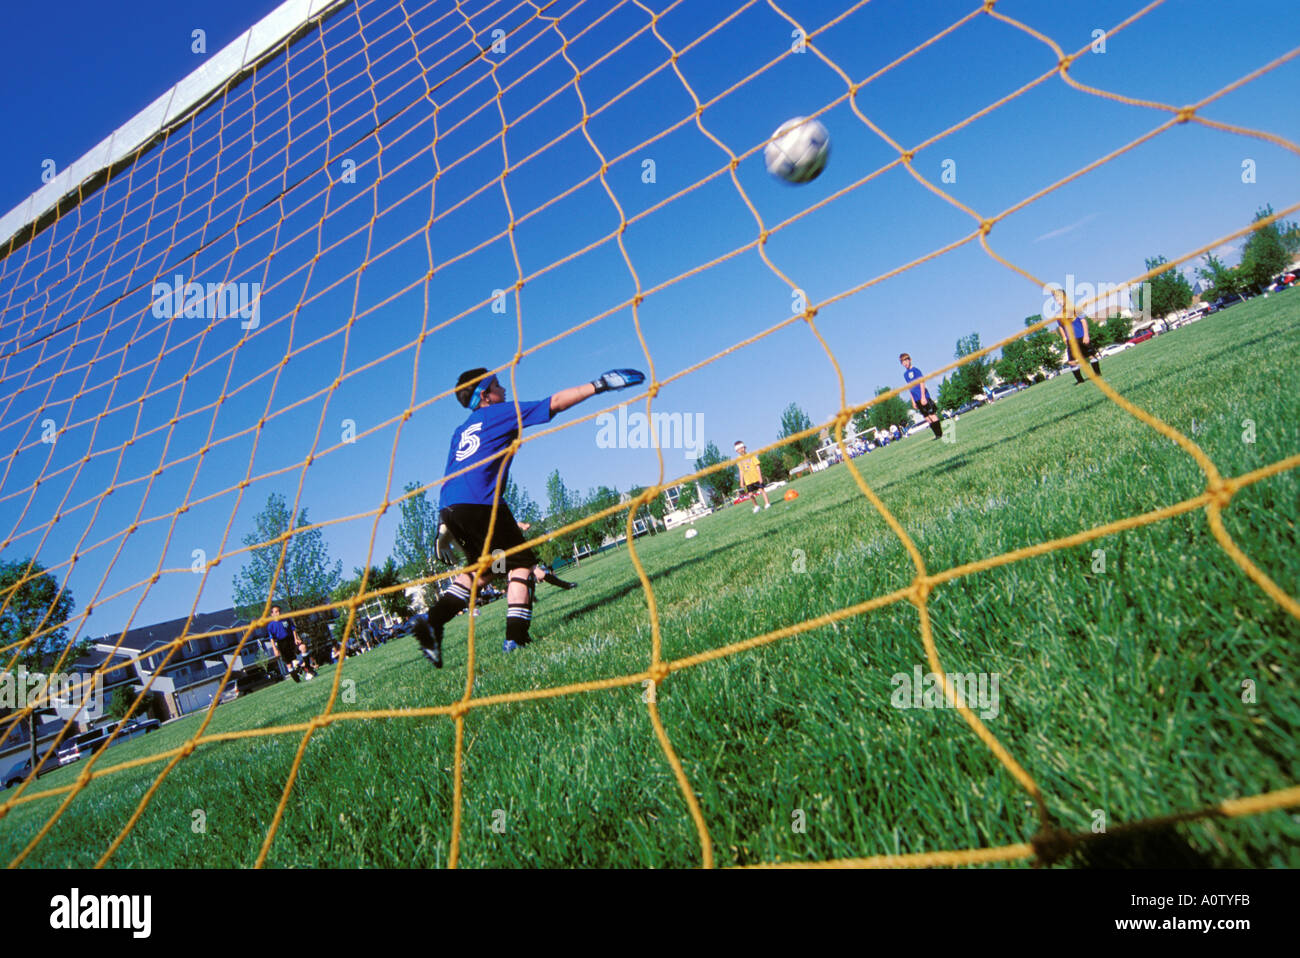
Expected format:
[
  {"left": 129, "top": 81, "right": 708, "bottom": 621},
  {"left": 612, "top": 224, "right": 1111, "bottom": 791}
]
[
  {"left": 752, "top": 504, "right": 760, "bottom": 513},
  {"left": 410, "top": 613, "right": 443, "bottom": 669},
  {"left": 764, "top": 503, "right": 770, "bottom": 509},
  {"left": 541, "top": 571, "right": 577, "bottom": 590},
  {"left": 503, "top": 639, "right": 520, "bottom": 653}
]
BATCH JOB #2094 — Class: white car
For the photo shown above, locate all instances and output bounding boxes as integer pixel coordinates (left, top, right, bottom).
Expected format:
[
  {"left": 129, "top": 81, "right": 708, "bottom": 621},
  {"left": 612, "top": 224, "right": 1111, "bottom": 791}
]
[{"left": 1098, "top": 343, "right": 1131, "bottom": 358}]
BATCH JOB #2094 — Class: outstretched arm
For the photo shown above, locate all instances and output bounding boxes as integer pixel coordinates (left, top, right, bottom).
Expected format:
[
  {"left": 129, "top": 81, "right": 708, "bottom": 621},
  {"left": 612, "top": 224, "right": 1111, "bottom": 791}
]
[
  {"left": 550, "top": 369, "right": 645, "bottom": 415},
  {"left": 549, "top": 382, "right": 597, "bottom": 415}
]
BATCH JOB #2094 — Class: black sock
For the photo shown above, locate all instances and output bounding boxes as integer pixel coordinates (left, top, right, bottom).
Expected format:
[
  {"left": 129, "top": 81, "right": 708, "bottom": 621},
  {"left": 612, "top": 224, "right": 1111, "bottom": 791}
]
[
  {"left": 930, "top": 421, "right": 943, "bottom": 438},
  {"left": 430, "top": 582, "right": 470, "bottom": 628},
  {"left": 542, "top": 571, "right": 577, "bottom": 590},
  {"left": 1090, "top": 360, "right": 1101, "bottom": 376},
  {"left": 506, "top": 603, "right": 533, "bottom": 646},
  {"left": 1072, "top": 368, "right": 1084, "bottom": 383}
]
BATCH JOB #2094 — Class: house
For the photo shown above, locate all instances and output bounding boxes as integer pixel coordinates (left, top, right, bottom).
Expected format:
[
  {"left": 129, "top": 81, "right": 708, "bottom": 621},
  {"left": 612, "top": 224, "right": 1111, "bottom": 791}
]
[{"left": 80, "top": 607, "right": 276, "bottom": 721}]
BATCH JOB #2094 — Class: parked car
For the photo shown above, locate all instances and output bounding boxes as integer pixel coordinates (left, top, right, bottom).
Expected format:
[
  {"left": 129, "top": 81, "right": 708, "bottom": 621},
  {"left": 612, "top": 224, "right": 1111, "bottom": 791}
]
[
  {"left": 955, "top": 401, "right": 979, "bottom": 415},
  {"left": 986, "top": 384, "right": 1022, "bottom": 401},
  {"left": 55, "top": 726, "right": 113, "bottom": 765},
  {"left": 116, "top": 717, "right": 161, "bottom": 739},
  {"left": 2, "top": 754, "right": 62, "bottom": 789},
  {"left": 1127, "top": 329, "right": 1155, "bottom": 345},
  {"left": 1211, "top": 293, "right": 1245, "bottom": 310},
  {"left": 1099, "top": 343, "right": 1130, "bottom": 357}
]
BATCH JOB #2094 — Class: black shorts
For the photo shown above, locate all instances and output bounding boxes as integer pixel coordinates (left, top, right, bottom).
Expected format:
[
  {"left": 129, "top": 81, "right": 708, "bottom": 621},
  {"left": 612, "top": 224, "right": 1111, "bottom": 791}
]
[
  {"left": 1065, "top": 337, "right": 1097, "bottom": 360},
  {"left": 440, "top": 503, "right": 538, "bottom": 572},
  {"left": 273, "top": 636, "right": 297, "bottom": 662},
  {"left": 916, "top": 398, "right": 938, "bottom": 417},
  {"left": 743, "top": 481, "right": 765, "bottom": 495}
]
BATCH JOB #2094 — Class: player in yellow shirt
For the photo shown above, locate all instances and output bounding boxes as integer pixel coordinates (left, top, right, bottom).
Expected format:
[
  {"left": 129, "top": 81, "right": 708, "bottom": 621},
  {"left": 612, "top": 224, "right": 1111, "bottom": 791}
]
[{"left": 734, "top": 440, "right": 771, "bottom": 512}]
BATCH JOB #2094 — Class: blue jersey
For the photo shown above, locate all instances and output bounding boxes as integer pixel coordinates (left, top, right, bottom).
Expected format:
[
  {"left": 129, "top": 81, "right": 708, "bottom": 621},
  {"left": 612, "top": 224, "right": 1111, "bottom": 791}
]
[
  {"left": 904, "top": 366, "right": 925, "bottom": 403},
  {"left": 268, "top": 619, "right": 291, "bottom": 642},
  {"left": 440, "top": 399, "right": 553, "bottom": 508},
  {"left": 1071, "top": 316, "right": 1086, "bottom": 339}
]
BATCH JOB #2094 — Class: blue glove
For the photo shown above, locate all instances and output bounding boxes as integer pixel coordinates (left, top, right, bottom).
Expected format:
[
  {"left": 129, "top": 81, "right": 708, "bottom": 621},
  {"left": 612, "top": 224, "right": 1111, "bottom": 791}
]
[{"left": 591, "top": 369, "right": 645, "bottom": 393}]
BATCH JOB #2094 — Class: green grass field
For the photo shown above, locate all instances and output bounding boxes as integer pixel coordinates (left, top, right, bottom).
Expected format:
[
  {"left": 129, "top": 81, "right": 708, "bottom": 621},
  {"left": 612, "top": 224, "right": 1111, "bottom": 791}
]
[{"left": 4, "top": 294, "right": 1298, "bottom": 868}]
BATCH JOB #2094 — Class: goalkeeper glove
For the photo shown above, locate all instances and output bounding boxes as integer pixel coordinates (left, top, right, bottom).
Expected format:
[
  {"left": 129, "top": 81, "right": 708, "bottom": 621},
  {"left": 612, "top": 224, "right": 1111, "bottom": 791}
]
[
  {"left": 436, "top": 523, "right": 459, "bottom": 566},
  {"left": 591, "top": 369, "right": 645, "bottom": 393}
]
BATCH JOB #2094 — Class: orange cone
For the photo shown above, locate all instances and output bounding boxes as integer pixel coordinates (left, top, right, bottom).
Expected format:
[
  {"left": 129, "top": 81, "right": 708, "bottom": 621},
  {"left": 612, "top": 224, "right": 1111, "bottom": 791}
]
[{"left": 784, "top": 488, "right": 799, "bottom": 501}]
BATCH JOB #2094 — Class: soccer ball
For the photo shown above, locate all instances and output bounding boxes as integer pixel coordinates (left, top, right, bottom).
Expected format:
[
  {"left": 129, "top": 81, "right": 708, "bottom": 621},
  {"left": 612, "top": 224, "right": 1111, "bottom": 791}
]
[
  {"left": 684, "top": 528, "right": 698, "bottom": 539},
  {"left": 764, "top": 116, "right": 830, "bottom": 184}
]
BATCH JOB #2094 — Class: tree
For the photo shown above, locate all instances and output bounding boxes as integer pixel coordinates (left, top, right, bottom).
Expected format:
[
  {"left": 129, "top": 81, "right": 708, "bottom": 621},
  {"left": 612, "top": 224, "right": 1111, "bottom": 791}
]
[
  {"left": 232, "top": 493, "right": 343, "bottom": 633},
  {"left": 537, "top": 469, "right": 581, "bottom": 565},
  {"left": 777, "top": 403, "right": 818, "bottom": 462},
  {"left": 393, "top": 480, "right": 444, "bottom": 585},
  {"left": 758, "top": 449, "right": 789, "bottom": 483},
  {"left": 694, "top": 440, "right": 737, "bottom": 506},
  {"left": 869, "top": 386, "right": 911, "bottom": 433},
  {"left": 954, "top": 333, "right": 992, "bottom": 398},
  {"left": 1102, "top": 312, "right": 1132, "bottom": 345},
  {"left": 1023, "top": 315, "right": 1063, "bottom": 377},
  {"left": 1197, "top": 253, "right": 1243, "bottom": 302},
  {"left": 994, "top": 338, "right": 1037, "bottom": 387},
  {"left": 584, "top": 485, "right": 624, "bottom": 545},
  {"left": 503, "top": 475, "right": 541, "bottom": 527},
  {"left": 544, "top": 469, "right": 575, "bottom": 518},
  {"left": 645, "top": 490, "right": 670, "bottom": 529},
  {"left": 1239, "top": 205, "right": 1292, "bottom": 294},
  {"left": 936, "top": 376, "right": 965, "bottom": 414},
  {"left": 850, "top": 409, "right": 873, "bottom": 438},
  {"left": 674, "top": 482, "right": 698, "bottom": 512},
  {"left": 1137, "top": 256, "right": 1193, "bottom": 318},
  {"left": 0, "top": 558, "right": 87, "bottom": 769},
  {"left": 626, "top": 487, "right": 660, "bottom": 534}
]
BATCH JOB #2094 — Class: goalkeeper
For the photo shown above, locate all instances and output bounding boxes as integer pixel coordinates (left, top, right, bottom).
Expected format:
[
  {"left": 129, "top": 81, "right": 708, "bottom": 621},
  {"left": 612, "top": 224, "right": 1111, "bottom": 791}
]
[{"left": 412, "top": 366, "right": 644, "bottom": 667}]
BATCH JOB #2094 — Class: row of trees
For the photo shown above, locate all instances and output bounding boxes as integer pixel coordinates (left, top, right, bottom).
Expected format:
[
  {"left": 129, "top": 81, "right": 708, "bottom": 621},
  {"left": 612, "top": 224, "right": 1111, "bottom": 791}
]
[{"left": 1140, "top": 205, "right": 1299, "bottom": 317}]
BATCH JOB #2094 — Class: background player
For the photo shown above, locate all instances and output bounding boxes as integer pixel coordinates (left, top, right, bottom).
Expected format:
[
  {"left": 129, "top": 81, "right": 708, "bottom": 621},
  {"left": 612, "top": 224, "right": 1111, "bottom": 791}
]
[
  {"left": 899, "top": 353, "right": 944, "bottom": 440},
  {"left": 1058, "top": 311, "right": 1102, "bottom": 384},
  {"left": 733, "top": 440, "right": 771, "bottom": 512},
  {"left": 412, "top": 366, "right": 643, "bottom": 666},
  {"left": 268, "top": 605, "right": 315, "bottom": 682}
]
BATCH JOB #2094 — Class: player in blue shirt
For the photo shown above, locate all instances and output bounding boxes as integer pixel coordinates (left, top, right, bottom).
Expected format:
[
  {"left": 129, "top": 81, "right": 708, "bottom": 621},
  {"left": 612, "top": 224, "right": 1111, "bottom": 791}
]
[
  {"left": 1058, "top": 312, "right": 1102, "bottom": 384},
  {"left": 411, "top": 365, "right": 644, "bottom": 667},
  {"left": 899, "top": 353, "right": 944, "bottom": 440}
]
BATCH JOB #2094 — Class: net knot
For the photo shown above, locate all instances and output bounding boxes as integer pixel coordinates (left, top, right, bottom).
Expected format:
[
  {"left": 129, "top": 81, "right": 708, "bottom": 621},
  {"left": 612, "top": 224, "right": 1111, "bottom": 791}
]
[
  {"left": 179, "top": 741, "right": 197, "bottom": 758},
  {"left": 649, "top": 662, "right": 669, "bottom": 685},
  {"left": 979, "top": 219, "right": 993, "bottom": 235},
  {"left": 1207, "top": 480, "right": 1233, "bottom": 510},
  {"left": 1059, "top": 54, "right": 1074, "bottom": 70},
  {"left": 1176, "top": 106, "right": 1195, "bottom": 124},
  {"left": 647, "top": 382, "right": 660, "bottom": 398},
  {"left": 449, "top": 701, "right": 470, "bottom": 720},
  {"left": 982, "top": 0, "right": 997, "bottom": 11},
  {"left": 900, "top": 149, "right": 915, "bottom": 164},
  {"left": 911, "top": 577, "right": 933, "bottom": 604}
]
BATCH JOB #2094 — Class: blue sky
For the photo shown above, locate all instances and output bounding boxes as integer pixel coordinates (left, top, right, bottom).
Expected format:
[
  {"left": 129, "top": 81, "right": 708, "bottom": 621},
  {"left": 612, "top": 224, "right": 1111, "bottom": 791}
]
[{"left": 1, "top": 0, "right": 1298, "bottom": 637}]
